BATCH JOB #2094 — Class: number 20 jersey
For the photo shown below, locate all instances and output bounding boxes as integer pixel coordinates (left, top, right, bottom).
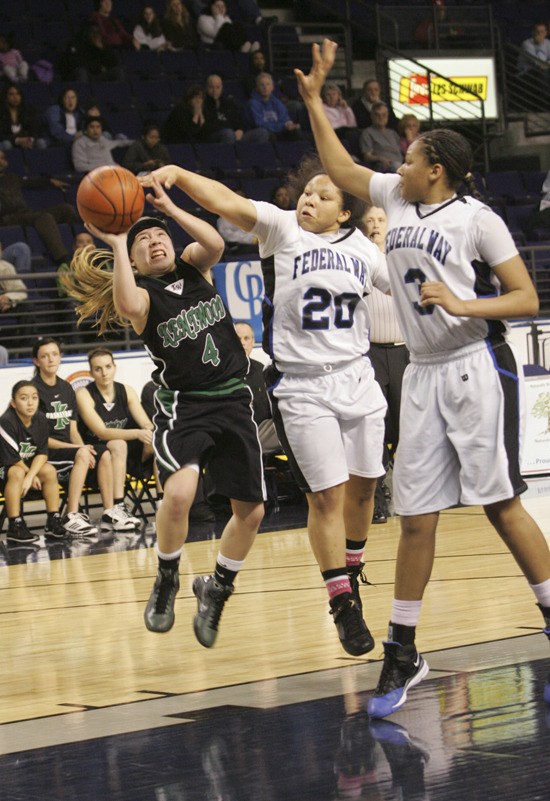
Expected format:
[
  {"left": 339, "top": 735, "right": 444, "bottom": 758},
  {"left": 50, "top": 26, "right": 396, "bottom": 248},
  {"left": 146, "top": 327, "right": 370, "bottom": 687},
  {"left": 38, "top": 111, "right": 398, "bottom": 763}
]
[
  {"left": 370, "top": 173, "right": 519, "bottom": 359},
  {"left": 250, "top": 201, "right": 390, "bottom": 375}
]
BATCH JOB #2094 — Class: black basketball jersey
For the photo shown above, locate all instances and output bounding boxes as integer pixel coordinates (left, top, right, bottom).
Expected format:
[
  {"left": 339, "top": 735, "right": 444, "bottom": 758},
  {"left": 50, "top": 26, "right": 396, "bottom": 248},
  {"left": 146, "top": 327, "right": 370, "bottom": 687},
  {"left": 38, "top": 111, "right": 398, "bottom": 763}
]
[
  {"left": 136, "top": 257, "right": 248, "bottom": 393},
  {"left": 0, "top": 407, "right": 48, "bottom": 469},
  {"left": 33, "top": 374, "right": 78, "bottom": 443},
  {"left": 79, "top": 381, "right": 134, "bottom": 444}
]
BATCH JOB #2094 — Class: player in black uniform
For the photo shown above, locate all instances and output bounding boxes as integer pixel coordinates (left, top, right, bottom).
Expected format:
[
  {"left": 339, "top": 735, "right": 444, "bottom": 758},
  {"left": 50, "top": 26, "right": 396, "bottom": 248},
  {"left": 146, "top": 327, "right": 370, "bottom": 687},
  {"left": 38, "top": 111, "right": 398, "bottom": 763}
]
[
  {"left": 32, "top": 336, "right": 116, "bottom": 539},
  {"left": 62, "top": 182, "right": 265, "bottom": 648},
  {"left": 0, "top": 381, "right": 64, "bottom": 544},
  {"left": 76, "top": 347, "right": 152, "bottom": 532}
]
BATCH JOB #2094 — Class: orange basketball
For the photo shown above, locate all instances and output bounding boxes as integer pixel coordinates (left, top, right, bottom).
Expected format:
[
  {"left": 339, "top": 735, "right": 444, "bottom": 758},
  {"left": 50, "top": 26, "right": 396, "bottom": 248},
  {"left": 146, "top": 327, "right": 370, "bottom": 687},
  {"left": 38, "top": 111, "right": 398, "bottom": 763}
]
[{"left": 76, "top": 165, "right": 145, "bottom": 234}]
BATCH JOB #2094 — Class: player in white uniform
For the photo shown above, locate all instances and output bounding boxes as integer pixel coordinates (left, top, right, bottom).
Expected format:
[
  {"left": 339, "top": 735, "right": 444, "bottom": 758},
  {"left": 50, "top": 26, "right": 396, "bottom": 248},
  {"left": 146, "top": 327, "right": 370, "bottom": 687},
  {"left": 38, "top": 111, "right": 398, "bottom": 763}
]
[
  {"left": 296, "top": 39, "right": 550, "bottom": 715},
  {"left": 141, "top": 156, "right": 391, "bottom": 657}
]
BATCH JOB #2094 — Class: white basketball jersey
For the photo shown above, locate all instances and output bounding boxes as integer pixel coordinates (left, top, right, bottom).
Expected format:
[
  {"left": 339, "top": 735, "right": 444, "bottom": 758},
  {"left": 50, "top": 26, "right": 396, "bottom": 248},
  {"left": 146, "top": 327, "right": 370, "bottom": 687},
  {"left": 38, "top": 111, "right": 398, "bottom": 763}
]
[
  {"left": 251, "top": 201, "right": 390, "bottom": 374},
  {"left": 370, "top": 174, "right": 519, "bottom": 358}
]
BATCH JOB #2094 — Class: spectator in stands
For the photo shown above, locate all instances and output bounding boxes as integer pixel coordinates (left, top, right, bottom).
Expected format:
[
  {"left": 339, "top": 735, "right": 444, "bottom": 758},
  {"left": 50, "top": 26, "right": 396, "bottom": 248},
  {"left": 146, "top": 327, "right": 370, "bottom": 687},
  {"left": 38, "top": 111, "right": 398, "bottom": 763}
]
[
  {"left": 0, "top": 380, "right": 65, "bottom": 544},
  {"left": 0, "top": 83, "right": 47, "bottom": 152},
  {"left": 234, "top": 321, "right": 281, "bottom": 453},
  {"left": 0, "top": 238, "right": 31, "bottom": 277},
  {"left": 32, "top": 337, "right": 117, "bottom": 540},
  {"left": 83, "top": 99, "right": 130, "bottom": 141},
  {"left": 217, "top": 188, "right": 258, "bottom": 255},
  {"left": 351, "top": 79, "right": 398, "bottom": 131},
  {"left": 243, "top": 48, "right": 270, "bottom": 96},
  {"left": 246, "top": 72, "right": 303, "bottom": 141},
  {"left": 414, "top": 0, "right": 465, "bottom": 49},
  {"left": 359, "top": 102, "right": 403, "bottom": 173},
  {"left": 270, "top": 183, "right": 293, "bottom": 210},
  {"left": 123, "top": 120, "right": 170, "bottom": 175},
  {"left": 0, "top": 34, "right": 29, "bottom": 84},
  {"left": 517, "top": 21, "right": 550, "bottom": 99},
  {"left": 0, "top": 150, "right": 78, "bottom": 268},
  {"left": 205, "top": 73, "right": 270, "bottom": 143},
  {"left": 190, "top": 0, "right": 277, "bottom": 28},
  {"left": 321, "top": 81, "right": 359, "bottom": 150},
  {"left": 197, "top": 0, "right": 260, "bottom": 54},
  {"left": 76, "top": 347, "right": 153, "bottom": 531},
  {"left": 162, "top": 84, "right": 223, "bottom": 144},
  {"left": 45, "top": 88, "right": 86, "bottom": 147},
  {"left": 243, "top": 50, "right": 305, "bottom": 123},
  {"left": 0, "top": 246, "right": 28, "bottom": 313},
  {"left": 161, "top": 0, "right": 201, "bottom": 51},
  {"left": 397, "top": 113, "right": 421, "bottom": 157},
  {"left": 90, "top": 0, "right": 137, "bottom": 50},
  {"left": 70, "top": 22, "right": 126, "bottom": 83},
  {"left": 72, "top": 115, "right": 133, "bottom": 174},
  {"left": 133, "top": 5, "right": 171, "bottom": 52}
]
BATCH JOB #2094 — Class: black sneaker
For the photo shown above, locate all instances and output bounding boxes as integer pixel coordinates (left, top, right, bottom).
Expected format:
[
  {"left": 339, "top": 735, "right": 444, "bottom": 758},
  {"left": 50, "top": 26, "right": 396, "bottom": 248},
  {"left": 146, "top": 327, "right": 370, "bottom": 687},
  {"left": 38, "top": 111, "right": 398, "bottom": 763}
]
[
  {"left": 7, "top": 518, "right": 39, "bottom": 544},
  {"left": 144, "top": 567, "right": 180, "bottom": 633},
  {"left": 347, "top": 562, "right": 372, "bottom": 615},
  {"left": 45, "top": 513, "right": 67, "bottom": 540},
  {"left": 367, "top": 641, "right": 429, "bottom": 718},
  {"left": 372, "top": 505, "right": 388, "bottom": 524},
  {"left": 330, "top": 593, "right": 375, "bottom": 656},
  {"left": 192, "top": 575, "right": 233, "bottom": 648}
]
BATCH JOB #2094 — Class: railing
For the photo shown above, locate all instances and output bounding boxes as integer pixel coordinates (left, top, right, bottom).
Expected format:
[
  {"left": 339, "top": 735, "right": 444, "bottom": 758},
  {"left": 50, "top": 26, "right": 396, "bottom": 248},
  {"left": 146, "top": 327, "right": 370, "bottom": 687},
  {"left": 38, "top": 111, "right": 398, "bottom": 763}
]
[
  {"left": 267, "top": 22, "right": 353, "bottom": 92},
  {"left": 498, "top": 41, "right": 550, "bottom": 136},
  {"left": 0, "top": 270, "right": 138, "bottom": 359}
]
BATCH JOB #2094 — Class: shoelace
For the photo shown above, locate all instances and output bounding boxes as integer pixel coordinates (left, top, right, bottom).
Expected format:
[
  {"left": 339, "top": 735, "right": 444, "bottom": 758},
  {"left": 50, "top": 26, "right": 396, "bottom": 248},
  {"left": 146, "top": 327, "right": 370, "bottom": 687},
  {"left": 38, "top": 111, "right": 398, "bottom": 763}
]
[
  {"left": 203, "top": 582, "right": 229, "bottom": 629},
  {"left": 331, "top": 599, "right": 365, "bottom": 641},
  {"left": 154, "top": 570, "right": 177, "bottom": 613}
]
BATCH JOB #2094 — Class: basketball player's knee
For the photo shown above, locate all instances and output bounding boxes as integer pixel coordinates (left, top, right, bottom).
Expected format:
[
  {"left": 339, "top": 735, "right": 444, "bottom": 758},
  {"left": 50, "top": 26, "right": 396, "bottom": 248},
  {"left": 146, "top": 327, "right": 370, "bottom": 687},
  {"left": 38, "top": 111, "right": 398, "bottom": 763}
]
[
  {"left": 232, "top": 500, "right": 264, "bottom": 531},
  {"left": 108, "top": 439, "right": 127, "bottom": 458},
  {"left": 308, "top": 486, "right": 342, "bottom": 515},
  {"left": 75, "top": 447, "right": 91, "bottom": 466},
  {"left": 39, "top": 462, "right": 58, "bottom": 485},
  {"left": 163, "top": 483, "right": 195, "bottom": 516}
]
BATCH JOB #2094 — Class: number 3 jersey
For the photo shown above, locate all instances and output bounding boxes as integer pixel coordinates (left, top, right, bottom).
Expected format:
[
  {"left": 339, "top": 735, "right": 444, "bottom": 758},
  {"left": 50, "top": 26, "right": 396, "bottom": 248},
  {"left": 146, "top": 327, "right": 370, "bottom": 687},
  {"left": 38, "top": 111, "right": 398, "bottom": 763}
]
[
  {"left": 370, "top": 174, "right": 519, "bottom": 358},
  {"left": 136, "top": 256, "right": 247, "bottom": 392},
  {"left": 250, "top": 201, "right": 390, "bottom": 375}
]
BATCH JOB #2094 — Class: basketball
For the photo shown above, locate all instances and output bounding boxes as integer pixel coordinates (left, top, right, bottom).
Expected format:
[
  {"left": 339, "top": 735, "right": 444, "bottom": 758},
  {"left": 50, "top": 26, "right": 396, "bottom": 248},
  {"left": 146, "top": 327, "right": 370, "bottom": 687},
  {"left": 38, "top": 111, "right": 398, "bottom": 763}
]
[{"left": 76, "top": 165, "right": 145, "bottom": 234}]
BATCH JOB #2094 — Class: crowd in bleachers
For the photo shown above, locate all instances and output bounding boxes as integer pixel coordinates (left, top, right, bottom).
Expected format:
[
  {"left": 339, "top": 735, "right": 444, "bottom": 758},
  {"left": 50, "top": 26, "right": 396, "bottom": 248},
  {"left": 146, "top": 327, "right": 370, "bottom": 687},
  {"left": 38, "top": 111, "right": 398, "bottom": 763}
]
[{"left": 0, "top": 0, "right": 550, "bottom": 359}]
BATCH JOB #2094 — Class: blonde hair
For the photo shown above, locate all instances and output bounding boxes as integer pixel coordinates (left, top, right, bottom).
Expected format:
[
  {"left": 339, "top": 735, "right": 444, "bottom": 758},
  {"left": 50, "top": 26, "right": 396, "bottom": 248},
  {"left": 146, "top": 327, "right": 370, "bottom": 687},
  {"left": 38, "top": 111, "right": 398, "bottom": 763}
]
[
  {"left": 60, "top": 245, "right": 131, "bottom": 335},
  {"left": 397, "top": 113, "right": 420, "bottom": 137}
]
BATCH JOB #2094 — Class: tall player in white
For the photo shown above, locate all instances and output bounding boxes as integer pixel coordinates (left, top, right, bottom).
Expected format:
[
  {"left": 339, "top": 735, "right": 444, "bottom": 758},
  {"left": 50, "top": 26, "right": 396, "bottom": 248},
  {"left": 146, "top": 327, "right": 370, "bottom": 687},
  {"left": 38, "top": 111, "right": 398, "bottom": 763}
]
[
  {"left": 140, "top": 155, "right": 390, "bottom": 657},
  {"left": 296, "top": 39, "right": 550, "bottom": 717}
]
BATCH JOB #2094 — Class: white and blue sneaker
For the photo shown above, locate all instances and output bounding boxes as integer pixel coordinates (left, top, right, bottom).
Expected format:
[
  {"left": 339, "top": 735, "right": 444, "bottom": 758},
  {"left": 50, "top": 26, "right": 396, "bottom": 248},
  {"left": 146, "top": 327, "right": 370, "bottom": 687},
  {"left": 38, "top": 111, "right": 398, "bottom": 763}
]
[{"left": 367, "top": 641, "right": 429, "bottom": 719}]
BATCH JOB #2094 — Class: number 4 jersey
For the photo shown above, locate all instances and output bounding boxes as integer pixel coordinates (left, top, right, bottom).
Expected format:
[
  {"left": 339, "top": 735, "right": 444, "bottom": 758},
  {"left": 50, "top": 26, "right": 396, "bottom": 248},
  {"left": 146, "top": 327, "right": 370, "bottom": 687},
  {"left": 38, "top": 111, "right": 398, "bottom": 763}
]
[
  {"left": 136, "top": 256, "right": 248, "bottom": 392},
  {"left": 251, "top": 202, "right": 390, "bottom": 375}
]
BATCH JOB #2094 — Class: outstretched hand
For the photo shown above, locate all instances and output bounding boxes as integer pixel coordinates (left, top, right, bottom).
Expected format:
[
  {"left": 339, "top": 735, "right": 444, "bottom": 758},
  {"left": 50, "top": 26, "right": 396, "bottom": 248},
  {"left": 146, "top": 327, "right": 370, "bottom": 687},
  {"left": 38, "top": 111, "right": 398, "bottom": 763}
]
[
  {"left": 294, "top": 39, "right": 338, "bottom": 102},
  {"left": 138, "top": 165, "right": 180, "bottom": 190},
  {"left": 84, "top": 221, "right": 127, "bottom": 249},
  {"left": 141, "top": 176, "right": 178, "bottom": 216}
]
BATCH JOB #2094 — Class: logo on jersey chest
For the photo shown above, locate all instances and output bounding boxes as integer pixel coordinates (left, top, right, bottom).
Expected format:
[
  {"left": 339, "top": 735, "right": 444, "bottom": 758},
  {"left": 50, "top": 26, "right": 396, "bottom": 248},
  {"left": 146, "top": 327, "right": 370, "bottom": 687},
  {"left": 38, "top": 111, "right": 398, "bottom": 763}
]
[
  {"left": 47, "top": 400, "right": 72, "bottom": 430},
  {"left": 165, "top": 279, "right": 184, "bottom": 295},
  {"left": 19, "top": 441, "right": 37, "bottom": 460},
  {"left": 157, "top": 295, "right": 226, "bottom": 348},
  {"left": 292, "top": 247, "right": 367, "bottom": 284},
  {"left": 386, "top": 226, "right": 452, "bottom": 265}
]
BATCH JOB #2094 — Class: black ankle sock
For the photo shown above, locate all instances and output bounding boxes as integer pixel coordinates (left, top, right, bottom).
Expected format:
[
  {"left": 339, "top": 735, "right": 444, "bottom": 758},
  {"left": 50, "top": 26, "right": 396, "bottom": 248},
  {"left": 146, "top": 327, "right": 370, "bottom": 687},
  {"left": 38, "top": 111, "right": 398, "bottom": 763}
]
[
  {"left": 47, "top": 511, "right": 60, "bottom": 522},
  {"left": 388, "top": 621, "right": 416, "bottom": 646},
  {"left": 214, "top": 564, "right": 236, "bottom": 587},
  {"left": 158, "top": 556, "right": 180, "bottom": 571},
  {"left": 114, "top": 497, "right": 124, "bottom": 506},
  {"left": 346, "top": 538, "right": 367, "bottom": 552},
  {"left": 157, "top": 492, "right": 164, "bottom": 501},
  {"left": 538, "top": 603, "right": 550, "bottom": 626}
]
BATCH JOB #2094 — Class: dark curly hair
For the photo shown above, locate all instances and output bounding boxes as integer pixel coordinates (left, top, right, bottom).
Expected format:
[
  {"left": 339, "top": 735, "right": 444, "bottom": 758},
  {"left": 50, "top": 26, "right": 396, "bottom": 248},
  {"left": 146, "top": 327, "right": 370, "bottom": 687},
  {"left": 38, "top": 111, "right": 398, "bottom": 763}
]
[{"left": 285, "top": 154, "right": 368, "bottom": 228}]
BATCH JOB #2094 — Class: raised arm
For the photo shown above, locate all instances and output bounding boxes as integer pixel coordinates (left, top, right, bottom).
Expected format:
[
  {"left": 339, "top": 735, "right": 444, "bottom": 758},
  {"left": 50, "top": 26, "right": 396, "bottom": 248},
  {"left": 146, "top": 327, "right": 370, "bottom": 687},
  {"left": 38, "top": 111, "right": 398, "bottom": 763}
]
[
  {"left": 295, "top": 39, "right": 375, "bottom": 204},
  {"left": 142, "top": 178, "right": 225, "bottom": 273},
  {"left": 139, "top": 166, "right": 258, "bottom": 233}
]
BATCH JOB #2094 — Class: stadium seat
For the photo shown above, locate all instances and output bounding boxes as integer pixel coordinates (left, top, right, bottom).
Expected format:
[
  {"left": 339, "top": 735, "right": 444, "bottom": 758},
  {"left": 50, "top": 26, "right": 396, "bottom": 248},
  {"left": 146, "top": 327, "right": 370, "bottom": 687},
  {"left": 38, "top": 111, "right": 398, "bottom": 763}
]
[
  {"left": 25, "top": 147, "right": 73, "bottom": 179},
  {"left": 235, "top": 140, "right": 283, "bottom": 178},
  {"left": 194, "top": 142, "right": 254, "bottom": 179},
  {"left": 240, "top": 177, "right": 281, "bottom": 201},
  {"left": 91, "top": 81, "right": 134, "bottom": 112}
]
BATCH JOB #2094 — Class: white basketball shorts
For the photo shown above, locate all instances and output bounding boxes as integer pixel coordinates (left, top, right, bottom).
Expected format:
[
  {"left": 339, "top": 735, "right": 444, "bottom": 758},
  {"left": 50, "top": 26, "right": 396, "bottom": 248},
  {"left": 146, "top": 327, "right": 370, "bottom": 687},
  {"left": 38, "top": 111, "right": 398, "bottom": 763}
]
[
  {"left": 393, "top": 340, "right": 527, "bottom": 516},
  {"left": 273, "top": 357, "right": 387, "bottom": 493}
]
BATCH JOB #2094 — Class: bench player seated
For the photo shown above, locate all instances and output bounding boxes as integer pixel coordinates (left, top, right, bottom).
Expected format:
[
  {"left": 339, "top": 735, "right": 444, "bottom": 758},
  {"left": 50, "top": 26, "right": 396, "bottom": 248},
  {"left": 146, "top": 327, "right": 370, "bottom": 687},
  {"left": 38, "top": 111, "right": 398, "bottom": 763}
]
[
  {"left": 76, "top": 347, "right": 156, "bottom": 530},
  {"left": 0, "top": 381, "right": 65, "bottom": 544},
  {"left": 32, "top": 336, "right": 119, "bottom": 540}
]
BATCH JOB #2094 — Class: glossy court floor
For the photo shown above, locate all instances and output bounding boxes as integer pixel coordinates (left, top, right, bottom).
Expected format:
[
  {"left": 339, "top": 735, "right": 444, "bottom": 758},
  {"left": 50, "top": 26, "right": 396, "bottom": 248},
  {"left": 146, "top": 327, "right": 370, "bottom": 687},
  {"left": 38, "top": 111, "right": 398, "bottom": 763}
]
[{"left": 1, "top": 480, "right": 549, "bottom": 801}]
